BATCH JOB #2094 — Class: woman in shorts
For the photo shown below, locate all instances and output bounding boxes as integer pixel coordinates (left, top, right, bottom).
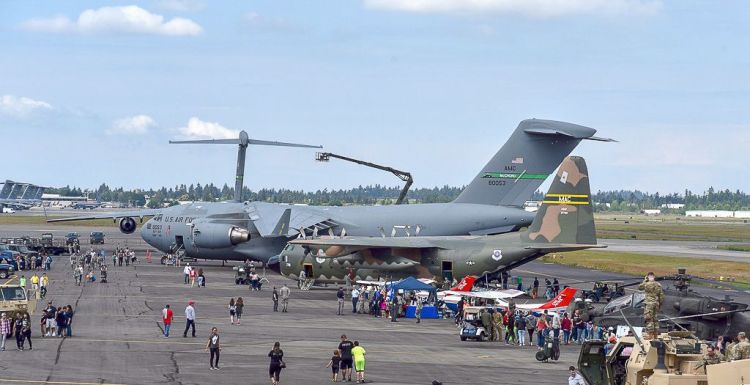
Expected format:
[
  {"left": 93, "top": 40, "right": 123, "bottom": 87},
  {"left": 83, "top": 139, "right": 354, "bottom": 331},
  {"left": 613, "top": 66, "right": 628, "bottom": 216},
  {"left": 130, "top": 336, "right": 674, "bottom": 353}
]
[{"left": 351, "top": 341, "right": 366, "bottom": 383}]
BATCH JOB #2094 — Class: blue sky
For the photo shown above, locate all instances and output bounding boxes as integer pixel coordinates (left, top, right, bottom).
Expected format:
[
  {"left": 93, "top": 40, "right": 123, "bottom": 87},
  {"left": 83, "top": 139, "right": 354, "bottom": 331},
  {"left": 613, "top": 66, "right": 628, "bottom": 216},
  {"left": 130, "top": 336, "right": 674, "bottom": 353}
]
[{"left": 1, "top": 0, "right": 748, "bottom": 194}]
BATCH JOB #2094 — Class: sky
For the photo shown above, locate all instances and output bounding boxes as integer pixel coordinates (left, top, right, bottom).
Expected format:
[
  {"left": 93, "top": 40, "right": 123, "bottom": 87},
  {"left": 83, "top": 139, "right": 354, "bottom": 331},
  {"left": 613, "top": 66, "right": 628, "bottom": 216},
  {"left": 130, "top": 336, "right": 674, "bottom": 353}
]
[{"left": 1, "top": 0, "right": 748, "bottom": 195}]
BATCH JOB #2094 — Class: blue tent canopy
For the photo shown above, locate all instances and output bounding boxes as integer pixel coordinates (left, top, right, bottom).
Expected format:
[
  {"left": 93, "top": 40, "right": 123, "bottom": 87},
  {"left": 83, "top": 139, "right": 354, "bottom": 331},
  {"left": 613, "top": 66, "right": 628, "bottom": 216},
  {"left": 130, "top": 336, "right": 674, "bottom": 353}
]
[{"left": 389, "top": 276, "right": 436, "bottom": 293}]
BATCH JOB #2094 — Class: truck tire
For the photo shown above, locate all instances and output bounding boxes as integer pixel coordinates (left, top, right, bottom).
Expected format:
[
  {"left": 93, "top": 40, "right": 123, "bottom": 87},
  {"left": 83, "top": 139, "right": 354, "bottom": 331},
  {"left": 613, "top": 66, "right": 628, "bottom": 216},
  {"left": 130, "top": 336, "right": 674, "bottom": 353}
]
[
  {"left": 460, "top": 336, "right": 467, "bottom": 341},
  {"left": 535, "top": 351, "right": 547, "bottom": 362}
]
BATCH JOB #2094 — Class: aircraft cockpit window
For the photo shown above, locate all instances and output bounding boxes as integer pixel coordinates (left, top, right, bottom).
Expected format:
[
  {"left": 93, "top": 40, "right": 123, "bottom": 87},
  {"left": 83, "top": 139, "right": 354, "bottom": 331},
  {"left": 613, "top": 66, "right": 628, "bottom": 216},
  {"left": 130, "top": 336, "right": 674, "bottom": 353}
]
[{"left": 603, "top": 293, "right": 646, "bottom": 315}]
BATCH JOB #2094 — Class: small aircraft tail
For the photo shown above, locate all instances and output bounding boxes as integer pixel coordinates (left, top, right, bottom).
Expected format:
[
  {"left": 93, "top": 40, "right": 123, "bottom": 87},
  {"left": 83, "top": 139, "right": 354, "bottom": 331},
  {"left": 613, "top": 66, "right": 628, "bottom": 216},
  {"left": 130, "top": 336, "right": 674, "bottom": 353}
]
[
  {"left": 450, "top": 276, "right": 477, "bottom": 292},
  {"left": 453, "top": 119, "right": 611, "bottom": 207},
  {"left": 522, "top": 156, "right": 597, "bottom": 246},
  {"left": 537, "top": 287, "right": 577, "bottom": 310}
]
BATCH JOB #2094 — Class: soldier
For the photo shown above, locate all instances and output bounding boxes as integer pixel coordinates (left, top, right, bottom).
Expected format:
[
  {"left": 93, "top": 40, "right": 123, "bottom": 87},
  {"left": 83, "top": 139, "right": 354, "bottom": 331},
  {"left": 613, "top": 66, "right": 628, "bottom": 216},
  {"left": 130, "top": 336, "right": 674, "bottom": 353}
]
[
  {"left": 732, "top": 332, "right": 750, "bottom": 361},
  {"left": 479, "top": 309, "right": 493, "bottom": 338},
  {"left": 492, "top": 310, "right": 504, "bottom": 342},
  {"left": 638, "top": 272, "right": 664, "bottom": 339},
  {"left": 279, "top": 284, "right": 290, "bottom": 313},
  {"left": 696, "top": 345, "right": 723, "bottom": 373}
]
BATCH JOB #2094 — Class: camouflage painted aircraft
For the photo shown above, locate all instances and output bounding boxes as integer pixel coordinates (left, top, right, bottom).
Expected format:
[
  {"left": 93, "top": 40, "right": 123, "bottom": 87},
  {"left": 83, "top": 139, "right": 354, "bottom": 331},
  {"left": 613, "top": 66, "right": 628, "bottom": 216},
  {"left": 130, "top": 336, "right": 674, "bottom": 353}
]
[
  {"left": 279, "top": 156, "right": 604, "bottom": 284},
  {"left": 50, "top": 120, "right": 611, "bottom": 264}
]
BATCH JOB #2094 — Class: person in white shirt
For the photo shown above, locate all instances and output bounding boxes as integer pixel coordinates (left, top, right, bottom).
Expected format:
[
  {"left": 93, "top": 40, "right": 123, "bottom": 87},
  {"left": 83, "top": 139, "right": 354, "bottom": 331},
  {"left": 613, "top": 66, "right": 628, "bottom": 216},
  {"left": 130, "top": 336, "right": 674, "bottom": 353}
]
[
  {"left": 351, "top": 287, "right": 360, "bottom": 314},
  {"left": 183, "top": 264, "right": 192, "bottom": 284},
  {"left": 183, "top": 300, "right": 196, "bottom": 337},
  {"left": 568, "top": 366, "right": 587, "bottom": 385}
]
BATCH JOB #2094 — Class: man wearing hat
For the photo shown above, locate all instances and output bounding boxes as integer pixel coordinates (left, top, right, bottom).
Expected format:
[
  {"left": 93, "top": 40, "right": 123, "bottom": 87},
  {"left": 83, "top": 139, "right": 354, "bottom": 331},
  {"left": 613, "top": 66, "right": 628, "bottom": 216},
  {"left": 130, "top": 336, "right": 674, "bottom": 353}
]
[
  {"left": 732, "top": 332, "right": 750, "bottom": 361},
  {"left": 183, "top": 301, "right": 196, "bottom": 338},
  {"left": 638, "top": 272, "right": 664, "bottom": 339}
]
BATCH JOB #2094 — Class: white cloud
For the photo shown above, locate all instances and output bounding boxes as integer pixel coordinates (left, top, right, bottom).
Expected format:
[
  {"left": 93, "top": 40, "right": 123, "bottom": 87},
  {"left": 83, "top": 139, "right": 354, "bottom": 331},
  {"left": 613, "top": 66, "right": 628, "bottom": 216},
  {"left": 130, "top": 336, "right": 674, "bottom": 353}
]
[
  {"left": 0, "top": 95, "right": 53, "bottom": 117},
  {"left": 364, "top": 0, "right": 662, "bottom": 17},
  {"left": 108, "top": 115, "right": 156, "bottom": 135},
  {"left": 157, "top": 0, "right": 205, "bottom": 12},
  {"left": 178, "top": 117, "right": 239, "bottom": 139},
  {"left": 22, "top": 5, "right": 203, "bottom": 36}
]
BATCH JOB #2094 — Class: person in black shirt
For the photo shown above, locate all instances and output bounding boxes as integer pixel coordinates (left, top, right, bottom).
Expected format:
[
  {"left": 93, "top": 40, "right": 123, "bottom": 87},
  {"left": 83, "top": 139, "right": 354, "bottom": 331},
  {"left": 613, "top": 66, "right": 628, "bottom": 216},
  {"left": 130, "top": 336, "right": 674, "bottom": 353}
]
[
  {"left": 326, "top": 350, "right": 342, "bottom": 382},
  {"left": 204, "top": 327, "right": 221, "bottom": 370},
  {"left": 269, "top": 341, "right": 284, "bottom": 385},
  {"left": 338, "top": 334, "right": 354, "bottom": 382}
]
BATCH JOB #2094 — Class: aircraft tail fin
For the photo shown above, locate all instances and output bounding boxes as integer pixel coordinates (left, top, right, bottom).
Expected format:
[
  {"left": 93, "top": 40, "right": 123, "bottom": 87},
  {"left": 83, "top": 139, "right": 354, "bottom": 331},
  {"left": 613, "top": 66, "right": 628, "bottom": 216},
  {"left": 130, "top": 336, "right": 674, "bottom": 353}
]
[
  {"left": 453, "top": 119, "right": 610, "bottom": 207},
  {"left": 522, "top": 156, "right": 597, "bottom": 245},
  {"left": 537, "top": 287, "right": 578, "bottom": 310},
  {"left": 449, "top": 276, "right": 477, "bottom": 292}
]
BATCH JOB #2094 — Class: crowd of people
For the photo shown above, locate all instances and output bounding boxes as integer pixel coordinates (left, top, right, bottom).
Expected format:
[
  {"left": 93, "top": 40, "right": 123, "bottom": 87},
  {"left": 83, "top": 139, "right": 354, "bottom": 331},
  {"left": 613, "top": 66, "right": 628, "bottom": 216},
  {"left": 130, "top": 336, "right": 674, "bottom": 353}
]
[{"left": 6, "top": 251, "right": 52, "bottom": 272}]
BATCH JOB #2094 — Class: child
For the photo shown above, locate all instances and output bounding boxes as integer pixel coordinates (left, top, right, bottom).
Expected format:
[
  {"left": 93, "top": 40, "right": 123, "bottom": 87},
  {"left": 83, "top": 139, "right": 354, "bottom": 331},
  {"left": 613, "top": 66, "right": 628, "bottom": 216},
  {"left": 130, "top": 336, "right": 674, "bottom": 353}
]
[{"left": 325, "top": 350, "right": 341, "bottom": 382}]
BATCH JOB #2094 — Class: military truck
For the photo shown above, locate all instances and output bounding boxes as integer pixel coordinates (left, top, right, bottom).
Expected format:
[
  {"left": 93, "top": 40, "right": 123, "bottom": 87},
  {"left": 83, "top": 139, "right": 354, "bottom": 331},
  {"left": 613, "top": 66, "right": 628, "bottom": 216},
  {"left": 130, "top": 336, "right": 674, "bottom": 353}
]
[
  {"left": 577, "top": 331, "right": 750, "bottom": 385},
  {"left": 0, "top": 285, "right": 34, "bottom": 320}
]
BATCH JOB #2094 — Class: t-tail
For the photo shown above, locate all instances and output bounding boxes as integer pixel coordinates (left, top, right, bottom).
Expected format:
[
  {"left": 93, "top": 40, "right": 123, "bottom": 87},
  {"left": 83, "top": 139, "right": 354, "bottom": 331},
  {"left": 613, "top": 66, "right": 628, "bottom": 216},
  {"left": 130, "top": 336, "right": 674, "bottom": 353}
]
[
  {"left": 536, "top": 287, "right": 578, "bottom": 311},
  {"left": 450, "top": 276, "right": 477, "bottom": 292},
  {"left": 169, "top": 131, "right": 322, "bottom": 202},
  {"left": 521, "top": 156, "right": 599, "bottom": 250},
  {"left": 453, "top": 119, "right": 612, "bottom": 207}
]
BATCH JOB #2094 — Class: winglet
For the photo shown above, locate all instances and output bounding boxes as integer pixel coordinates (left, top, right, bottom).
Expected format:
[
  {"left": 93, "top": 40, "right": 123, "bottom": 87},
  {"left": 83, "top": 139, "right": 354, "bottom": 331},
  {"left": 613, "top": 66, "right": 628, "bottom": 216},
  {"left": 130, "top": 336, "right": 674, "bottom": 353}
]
[
  {"left": 537, "top": 287, "right": 577, "bottom": 310},
  {"left": 272, "top": 208, "right": 292, "bottom": 236},
  {"left": 450, "top": 276, "right": 477, "bottom": 292}
]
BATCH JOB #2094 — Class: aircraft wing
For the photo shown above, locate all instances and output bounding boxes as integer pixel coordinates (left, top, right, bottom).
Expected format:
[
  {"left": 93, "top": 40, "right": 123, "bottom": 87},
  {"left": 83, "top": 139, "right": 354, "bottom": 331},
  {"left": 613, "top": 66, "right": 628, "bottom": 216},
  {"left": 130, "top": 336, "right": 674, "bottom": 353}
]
[
  {"left": 524, "top": 244, "right": 607, "bottom": 252},
  {"left": 443, "top": 289, "right": 525, "bottom": 300},
  {"left": 288, "top": 236, "right": 448, "bottom": 258},
  {"left": 247, "top": 203, "right": 338, "bottom": 238},
  {"left": 46, "top": 209, "right": 162, "bottom": 222}
]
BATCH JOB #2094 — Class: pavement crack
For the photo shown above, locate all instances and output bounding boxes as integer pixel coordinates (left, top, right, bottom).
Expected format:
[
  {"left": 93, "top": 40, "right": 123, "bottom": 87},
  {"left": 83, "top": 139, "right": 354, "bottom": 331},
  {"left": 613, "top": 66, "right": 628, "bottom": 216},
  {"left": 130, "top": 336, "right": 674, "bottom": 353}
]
[{"left": 162, "top": 351, "right": 183, "bottom": 385}]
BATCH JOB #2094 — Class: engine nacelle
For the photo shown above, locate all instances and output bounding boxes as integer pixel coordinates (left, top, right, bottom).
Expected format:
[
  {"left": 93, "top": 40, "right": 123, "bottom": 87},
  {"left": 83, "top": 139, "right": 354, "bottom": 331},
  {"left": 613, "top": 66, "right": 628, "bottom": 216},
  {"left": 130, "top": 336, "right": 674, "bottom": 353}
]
[
  {"left": 119, "top": 217, "right": 137, "bottom": 234},
  {"left": 192, "top": 223, "right": 250, "bottom": 249}
]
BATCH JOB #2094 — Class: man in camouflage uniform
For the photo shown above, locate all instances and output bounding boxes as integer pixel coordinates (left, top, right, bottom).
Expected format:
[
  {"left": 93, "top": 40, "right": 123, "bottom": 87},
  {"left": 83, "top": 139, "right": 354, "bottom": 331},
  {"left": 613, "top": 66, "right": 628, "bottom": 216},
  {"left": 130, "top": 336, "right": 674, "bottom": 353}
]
[
  {"left": 638, "top": 272, "right": 664, "bottom": 339},
  {"left": 492, "top": 310, "right": 504, "bottom": 342},
  {"left": 732, "top": 332, "right": 750, "bottom": 361},
  {"left": 696, "top": 345, "right": 724, "bottom": 373}
]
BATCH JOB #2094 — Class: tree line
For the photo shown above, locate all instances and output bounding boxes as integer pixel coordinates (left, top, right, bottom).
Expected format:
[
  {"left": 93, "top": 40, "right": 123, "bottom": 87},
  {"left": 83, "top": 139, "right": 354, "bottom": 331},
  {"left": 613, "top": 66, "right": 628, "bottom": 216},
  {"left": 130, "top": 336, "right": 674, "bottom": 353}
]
[{"left": 48, "top": 184, "right": 749, "bottom": 211}]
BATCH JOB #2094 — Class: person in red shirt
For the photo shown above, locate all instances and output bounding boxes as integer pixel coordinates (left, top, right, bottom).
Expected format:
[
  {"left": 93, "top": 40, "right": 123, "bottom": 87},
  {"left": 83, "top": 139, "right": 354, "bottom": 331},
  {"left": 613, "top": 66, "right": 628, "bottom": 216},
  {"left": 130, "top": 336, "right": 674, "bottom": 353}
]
[
  {"left": 163, "top": 304, "right": 174, "bottom": 338},
  {"left": 561, "top": 313, "right": 573, "bottom": 345}
]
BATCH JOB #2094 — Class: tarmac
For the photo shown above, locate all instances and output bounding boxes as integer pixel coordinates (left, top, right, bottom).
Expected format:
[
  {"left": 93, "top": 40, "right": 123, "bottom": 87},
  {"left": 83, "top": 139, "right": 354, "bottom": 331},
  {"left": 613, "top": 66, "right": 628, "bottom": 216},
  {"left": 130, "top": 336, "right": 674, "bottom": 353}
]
[
  {"left": 0, "top": 225, "right": 580, "bottom": 385},
  {"left": 2, "top": 223, "right": 749, "bottom": 385}
]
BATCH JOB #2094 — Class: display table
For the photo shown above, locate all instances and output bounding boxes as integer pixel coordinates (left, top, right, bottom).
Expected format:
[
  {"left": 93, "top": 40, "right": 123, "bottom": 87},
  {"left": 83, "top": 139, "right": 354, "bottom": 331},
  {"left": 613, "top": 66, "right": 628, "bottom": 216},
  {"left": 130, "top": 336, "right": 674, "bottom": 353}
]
[{"left": 405, "top": 305, "right": 439, "bottom": 319}]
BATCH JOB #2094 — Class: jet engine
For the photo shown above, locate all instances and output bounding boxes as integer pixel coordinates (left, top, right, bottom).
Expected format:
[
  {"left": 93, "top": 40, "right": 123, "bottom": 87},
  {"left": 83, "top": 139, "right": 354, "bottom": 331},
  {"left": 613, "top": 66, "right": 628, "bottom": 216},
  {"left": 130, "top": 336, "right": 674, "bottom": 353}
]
[
  {"left": 119, "top": 217, "right": 137, "bottom": 234},
  {"left": 192, "top": 223, "right": 250, "bottom": 249}
]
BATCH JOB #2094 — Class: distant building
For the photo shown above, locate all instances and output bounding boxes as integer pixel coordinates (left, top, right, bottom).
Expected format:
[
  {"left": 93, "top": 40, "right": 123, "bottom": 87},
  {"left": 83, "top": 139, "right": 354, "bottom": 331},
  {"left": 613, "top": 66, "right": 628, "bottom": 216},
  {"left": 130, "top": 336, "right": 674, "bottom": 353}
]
[
  {"left": 686, "top": 210, "right": 736, "bottom": 218},
  {"left": 642, "top": 209, "right": 661, "bottom": 215},
  {"left": 660, "top": 203, "right": 685, "bottom": 209}
]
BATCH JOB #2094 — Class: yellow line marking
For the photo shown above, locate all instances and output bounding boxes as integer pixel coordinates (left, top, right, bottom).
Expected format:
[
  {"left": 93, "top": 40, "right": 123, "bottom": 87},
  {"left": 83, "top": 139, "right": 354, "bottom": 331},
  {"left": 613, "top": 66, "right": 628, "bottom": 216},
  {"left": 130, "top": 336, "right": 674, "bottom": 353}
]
[
  {"left": 545, "top": 194, "right": 589, "bottom": 198},
  {"left": 541, "top": 201, "right": 590, "bottom": 205},
  {"left": 0, "top": 378, "right": 127, "bottom": 385},
  {"left": 3, "top": 276, "right": 18, "bottom": 285}
]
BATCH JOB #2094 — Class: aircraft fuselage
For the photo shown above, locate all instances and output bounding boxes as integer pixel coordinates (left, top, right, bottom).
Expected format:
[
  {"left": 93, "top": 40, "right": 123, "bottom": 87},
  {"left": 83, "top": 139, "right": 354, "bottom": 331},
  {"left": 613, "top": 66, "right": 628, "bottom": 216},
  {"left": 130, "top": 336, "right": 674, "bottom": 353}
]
[{"left": 139, "top": 201, "right": 534, "bottom": 263}]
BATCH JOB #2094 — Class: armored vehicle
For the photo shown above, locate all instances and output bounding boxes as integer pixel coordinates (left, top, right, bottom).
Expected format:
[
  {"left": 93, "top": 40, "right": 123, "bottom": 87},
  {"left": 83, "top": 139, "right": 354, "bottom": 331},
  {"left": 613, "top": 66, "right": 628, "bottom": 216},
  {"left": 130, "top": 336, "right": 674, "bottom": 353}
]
[
  {"left": 578, "top": 331, "right": 750, "bottom": 385},
  {"left": 0, "top": 285, "right": 33, "bottom": 319}
]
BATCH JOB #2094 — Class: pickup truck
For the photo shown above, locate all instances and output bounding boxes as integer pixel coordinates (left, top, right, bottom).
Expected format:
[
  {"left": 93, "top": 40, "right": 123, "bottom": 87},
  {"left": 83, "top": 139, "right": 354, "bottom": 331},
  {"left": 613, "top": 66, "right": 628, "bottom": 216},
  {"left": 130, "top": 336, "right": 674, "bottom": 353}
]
[{"left": 0, "top": 263, "right": 15, "bottom": 279}]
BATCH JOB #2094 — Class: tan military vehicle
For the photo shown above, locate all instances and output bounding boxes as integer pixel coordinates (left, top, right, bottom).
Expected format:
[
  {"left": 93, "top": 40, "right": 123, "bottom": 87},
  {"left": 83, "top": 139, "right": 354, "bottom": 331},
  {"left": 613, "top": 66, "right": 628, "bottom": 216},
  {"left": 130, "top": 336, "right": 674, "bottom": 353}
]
[
  {"left": 578, "top": 330, "right": 750, "bottom": 385},
  {"left": 0, "top": 285, "right": 34, "bottom": 319}
]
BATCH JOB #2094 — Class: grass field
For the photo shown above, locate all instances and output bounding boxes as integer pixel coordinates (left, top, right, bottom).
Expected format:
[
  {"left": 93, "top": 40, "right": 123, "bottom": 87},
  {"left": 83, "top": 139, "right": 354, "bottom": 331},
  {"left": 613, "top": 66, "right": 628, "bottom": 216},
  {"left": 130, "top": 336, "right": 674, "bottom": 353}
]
[
  {"left": 717, "top": 244, "right": 750, "bottom": 252},
  {"left": 541, "top": 250, "right": 750, "bottom": 283},
  {"left": 594, "top": 214, "right": 750, "bottom": 242},
  {"left": 0, "top": 216, "right": 118, "bottom": 227}
]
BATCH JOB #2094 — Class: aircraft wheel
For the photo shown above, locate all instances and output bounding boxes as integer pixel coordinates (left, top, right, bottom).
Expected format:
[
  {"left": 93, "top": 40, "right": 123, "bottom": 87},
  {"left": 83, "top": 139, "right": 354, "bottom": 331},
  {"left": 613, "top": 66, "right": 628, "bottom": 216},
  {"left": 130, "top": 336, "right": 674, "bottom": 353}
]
[{"left": 477, "top": 333, "right": 484, "bottom": 342}]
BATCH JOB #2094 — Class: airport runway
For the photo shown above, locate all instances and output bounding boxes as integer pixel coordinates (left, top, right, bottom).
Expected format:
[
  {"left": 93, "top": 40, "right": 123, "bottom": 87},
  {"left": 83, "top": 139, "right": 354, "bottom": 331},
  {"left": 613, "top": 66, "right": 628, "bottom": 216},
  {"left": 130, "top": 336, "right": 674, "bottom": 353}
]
[{"left": 601, "top": 238, "right": 750, "bottom": 262}]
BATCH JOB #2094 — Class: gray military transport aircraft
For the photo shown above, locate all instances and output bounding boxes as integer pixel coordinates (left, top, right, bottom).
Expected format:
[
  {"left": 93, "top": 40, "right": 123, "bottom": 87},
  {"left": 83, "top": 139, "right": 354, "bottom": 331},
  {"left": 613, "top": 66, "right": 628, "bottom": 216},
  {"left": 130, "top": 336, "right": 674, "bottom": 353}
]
[
  {"left": 50, "top": 119, "right": 611, "bottom": 264},
  {"left": 279, "top": 156, "right": 604, "bottom": 284}
]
